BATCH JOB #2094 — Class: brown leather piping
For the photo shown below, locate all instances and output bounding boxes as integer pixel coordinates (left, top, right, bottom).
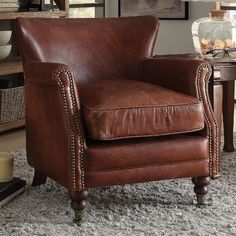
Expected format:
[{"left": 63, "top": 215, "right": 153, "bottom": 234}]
[
  {"left": 88, "top": 127, "right": 205, "bottom": 141},
  {"left": 81, "top": 102, "right": 203, "bottom": 111},
  {"left": 88, "top": 158, "right": 209, "bottom": 174}
]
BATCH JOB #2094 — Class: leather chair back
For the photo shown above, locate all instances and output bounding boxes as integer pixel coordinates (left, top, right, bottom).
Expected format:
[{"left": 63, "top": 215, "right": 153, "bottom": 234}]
[{"left": 17, "top": 16, "right": 159, "bottom": 84}]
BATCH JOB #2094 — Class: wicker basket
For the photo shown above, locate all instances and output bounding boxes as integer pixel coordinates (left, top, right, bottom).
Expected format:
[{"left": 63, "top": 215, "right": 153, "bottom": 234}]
[{"left": 0, "top": 86, "right": 25, "bottom": 124}]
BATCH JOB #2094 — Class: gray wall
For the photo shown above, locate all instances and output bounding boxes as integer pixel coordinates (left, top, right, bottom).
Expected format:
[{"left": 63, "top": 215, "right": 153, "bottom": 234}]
[{"left": 105, "top": 1, "right": 215, "bottom": 55}]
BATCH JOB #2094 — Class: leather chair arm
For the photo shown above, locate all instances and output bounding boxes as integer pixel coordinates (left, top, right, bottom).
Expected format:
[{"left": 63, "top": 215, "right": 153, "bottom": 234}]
[
  {"left": 24, "top": 62, "right": 87, "bottom": 191},
  {"left": 141, "top": 57, "right": 220, "bottom": 179},
  {"left": 141, "top": 57, "right": 209, "bottom": 97},
  {"left": 24, "top": 62, "right": 85, "bottom": 134},
  {"left": 25, "top": 62, "right": 72, "bottom": 86}
]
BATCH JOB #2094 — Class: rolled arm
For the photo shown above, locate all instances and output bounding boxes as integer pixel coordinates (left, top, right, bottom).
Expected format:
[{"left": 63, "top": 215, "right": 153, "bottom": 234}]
[
  {"left": 141, "top": 57, "right": 219, "bottom": 178},
  {"left": 24, "top": 62, "right": 87, "bottom": 191}
]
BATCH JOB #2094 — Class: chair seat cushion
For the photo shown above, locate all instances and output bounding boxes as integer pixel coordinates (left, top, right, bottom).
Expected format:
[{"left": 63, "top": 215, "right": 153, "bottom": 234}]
[{"left": 78, "top": 79, "right": 204, "bottom": 140}]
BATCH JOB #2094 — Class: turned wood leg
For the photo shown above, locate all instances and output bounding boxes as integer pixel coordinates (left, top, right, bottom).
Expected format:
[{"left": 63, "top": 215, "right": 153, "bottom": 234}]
[
  {"left": 32, "top": 170, "right": 47, "bottom": 186},
  {"left": 192, "top": 176, "right": 210, "bottom": 207},
  {"left": 223, "top": 81, "right": 235, "bottom": 152},
  {"left": 69, "top": 189, "right": 89, "bottom": 224}
]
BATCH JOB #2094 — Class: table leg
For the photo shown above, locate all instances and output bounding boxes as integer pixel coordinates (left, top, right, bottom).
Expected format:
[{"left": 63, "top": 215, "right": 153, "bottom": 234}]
[
  {"left": 223, "top": 80, "right": 235, "bottom": 152},
  {"left": 213, "top": 84, "right": 223, "bottom": 149}
]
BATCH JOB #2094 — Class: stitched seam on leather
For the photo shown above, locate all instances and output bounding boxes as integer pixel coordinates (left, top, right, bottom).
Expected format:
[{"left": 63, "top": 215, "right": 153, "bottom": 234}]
[
  {"left": 81, "top": 102, "right": 203, "bottom": 112},
  {"left": 195, "top": 63, "right": 218, "bottom": 177},
  {"left": 55, "top": 69, "right": 86, "bottom": 191},
  {"left": 92, "top": 127, "right": 205, "bottom": 140},
  {"left": 87, "top": 159, "right": 209, "bottom": 174}
]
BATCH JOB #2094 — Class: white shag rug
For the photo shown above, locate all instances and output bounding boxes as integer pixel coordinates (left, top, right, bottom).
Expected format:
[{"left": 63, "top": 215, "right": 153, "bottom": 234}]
[{"left": 0, "top": 148, "right": 235, "bottom": 236}]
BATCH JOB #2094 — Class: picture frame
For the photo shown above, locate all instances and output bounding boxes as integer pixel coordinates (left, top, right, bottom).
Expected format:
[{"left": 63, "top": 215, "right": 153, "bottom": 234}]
[{"left": 119, "top": 0, "right": 188, "bottom": 20}]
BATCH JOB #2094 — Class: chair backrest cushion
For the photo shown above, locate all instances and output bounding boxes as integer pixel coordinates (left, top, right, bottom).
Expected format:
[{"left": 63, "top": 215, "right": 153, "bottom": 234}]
[{"left": 16, "top": 16, "right": 159, "bottom": 84}]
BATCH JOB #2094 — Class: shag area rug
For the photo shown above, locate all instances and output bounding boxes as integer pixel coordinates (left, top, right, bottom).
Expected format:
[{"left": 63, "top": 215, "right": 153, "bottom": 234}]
[{"left": 0, "top": 148, "right": 235, "bottom": 236}]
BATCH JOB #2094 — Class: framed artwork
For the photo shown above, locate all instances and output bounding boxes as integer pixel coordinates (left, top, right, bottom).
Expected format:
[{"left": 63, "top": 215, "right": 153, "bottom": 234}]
[{"left": 119, "top": 0, "right": 188, "bottom": 20}]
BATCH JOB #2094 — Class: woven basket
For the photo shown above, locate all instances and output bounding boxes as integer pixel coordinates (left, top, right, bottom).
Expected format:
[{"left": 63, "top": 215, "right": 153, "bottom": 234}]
[{"left": 0, "top": 86, "right": 25, "bottom": 124}]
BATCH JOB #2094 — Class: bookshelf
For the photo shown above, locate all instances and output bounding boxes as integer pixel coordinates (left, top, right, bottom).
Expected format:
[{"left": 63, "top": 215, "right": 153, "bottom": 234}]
[
  {"left": 0, "top": 0, "right": 69, "bottom": 132},
  {"left": 0, "top": 10, "right": 66, "bottom": 20}
]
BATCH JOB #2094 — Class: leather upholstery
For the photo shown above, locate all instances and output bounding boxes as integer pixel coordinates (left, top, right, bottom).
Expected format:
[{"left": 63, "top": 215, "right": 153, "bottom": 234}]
[
  {"left": 86, "top": 159, "right": 209, "bottom": 188},
  {"left": 16, "top": 16, "right": 219, "bottom": 197},
  {"left": 79, "top": 79, "right": 204, "bottom": 140},
  {"left": 86, "top": 135, "right": 208, "bottom": 173},
  {"left": 23, "top": 62, "right": 86, "bottom": 190},
  {"left": 16, "top": 16, "right": 158, "bottom": 84}
]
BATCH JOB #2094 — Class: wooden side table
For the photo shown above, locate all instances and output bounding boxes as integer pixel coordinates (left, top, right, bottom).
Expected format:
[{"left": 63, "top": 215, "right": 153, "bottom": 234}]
[
  {"left": 155, "top": 54, "right": 236, "bottom": 152},
  {"left": 213, "top": 63, "right": 236, "bottom": 152}
]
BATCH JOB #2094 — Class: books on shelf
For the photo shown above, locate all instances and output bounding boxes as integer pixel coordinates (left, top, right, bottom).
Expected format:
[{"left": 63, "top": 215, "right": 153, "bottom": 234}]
[
  {"left": 0, "top": 0, "right": 19, "bottom": 2},
  {"left": 0, "top": 8, "right": 19, "bottom": 12},
  {"left": 0, "top": 2, "right": 19, "bottom": 8},
  {"left": 0, "top": 0, "right": 20, "bottom": 12},
  {"left": 0, "top": 177, "right": 26, "bottom": 207}
]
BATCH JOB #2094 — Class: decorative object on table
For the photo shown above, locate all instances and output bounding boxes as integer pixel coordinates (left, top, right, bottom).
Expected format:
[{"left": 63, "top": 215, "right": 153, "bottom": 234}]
[
  {"left": 0, "top": 0, "right": 20, "bottom": 12},
  {"left": 0, "top": 152, "right": 26, "bottom": 207},
  {"left": 119, "top": 0, "right": 189, "bottom": 20},
  {"left": 182, "top": 0, "right": 236, "bottom": 59}
]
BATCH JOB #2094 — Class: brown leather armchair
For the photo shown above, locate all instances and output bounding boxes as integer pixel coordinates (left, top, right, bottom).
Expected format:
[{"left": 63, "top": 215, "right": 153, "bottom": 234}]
[{"left": 16, "top": 16, "right": 219, "bottom": 223}]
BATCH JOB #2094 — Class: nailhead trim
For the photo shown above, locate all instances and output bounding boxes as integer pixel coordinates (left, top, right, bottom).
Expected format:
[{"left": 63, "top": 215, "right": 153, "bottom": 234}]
[
  {"left": 195, "top": 63, "right": 219, "bottom": 176},
  {"left": 55, "top": 68, "right": 86, "bottom": 190}
]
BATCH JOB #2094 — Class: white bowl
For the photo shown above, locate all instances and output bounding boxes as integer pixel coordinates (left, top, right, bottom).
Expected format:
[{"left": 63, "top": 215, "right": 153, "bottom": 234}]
[
  {"left": 0, "top": 20, "right": 13, "bottom": 46},
  {"left": 0, "top": 45, "right": 12, "bottom": 60},
  {"left": 0, "top": 30, "right": 12, "bottom": 45}
]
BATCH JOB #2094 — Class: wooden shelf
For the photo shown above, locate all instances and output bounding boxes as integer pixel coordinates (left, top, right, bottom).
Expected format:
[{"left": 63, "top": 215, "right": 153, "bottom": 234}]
[
  {"left": 0, "top": 1, "right": 68, "bottom": 133},
  {"left": 0, "top": 57, "right": 23, "bottom": 76},
  {"left": 0, "top": 119, "right": 25, "bottom": 132},
  {"left": 0, "top": 10, "right": 66, "bottom": 20}
]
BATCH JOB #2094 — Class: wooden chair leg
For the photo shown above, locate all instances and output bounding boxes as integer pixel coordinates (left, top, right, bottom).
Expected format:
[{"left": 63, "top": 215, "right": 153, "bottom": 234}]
[
  {"left": 192, "top": 176, "right": 210, "bottom": 207},
  {"left": 32, "top": 170, "right": 47, "bottom": 186},
  {"left": 69, "top": 189, "right": 89, "bottom": 225}
]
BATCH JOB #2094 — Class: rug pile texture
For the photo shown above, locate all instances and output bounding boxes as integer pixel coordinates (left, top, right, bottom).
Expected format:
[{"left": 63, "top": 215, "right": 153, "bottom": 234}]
[{"left": 0, "top": 148, "right": 235, "bottom": 236}]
